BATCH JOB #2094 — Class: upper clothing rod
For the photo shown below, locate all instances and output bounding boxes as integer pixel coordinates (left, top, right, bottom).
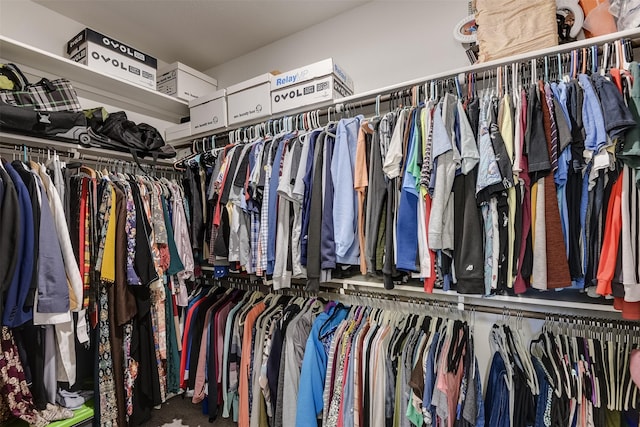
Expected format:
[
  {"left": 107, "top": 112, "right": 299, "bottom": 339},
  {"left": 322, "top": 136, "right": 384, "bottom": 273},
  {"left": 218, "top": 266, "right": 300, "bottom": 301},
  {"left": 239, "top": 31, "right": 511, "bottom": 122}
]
[
  {"left": 174, "top": 29, "right": 640, "bottom": 150},
  {"left": 0, "top": 136, "right": 178, "bottom": 171}
]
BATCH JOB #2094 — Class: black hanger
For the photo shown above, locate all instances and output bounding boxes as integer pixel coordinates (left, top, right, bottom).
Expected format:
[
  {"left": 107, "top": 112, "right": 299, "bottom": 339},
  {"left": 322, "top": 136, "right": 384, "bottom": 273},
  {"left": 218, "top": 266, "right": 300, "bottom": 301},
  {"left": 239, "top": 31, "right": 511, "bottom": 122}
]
[
  {"left": 390, "top": 313, "right": 415, "bottom": 356},
  {"left": 530, "top": 333, "right": 558, "bottom": 390},
  {"left": 447, "top": 320, "right": 468, "bottom": 373},
  {"left": 503, "top": 325, "right": 525, "bottom": 373},
  {"left": 318, "top": 302, "right": 347, "bottom": 339},
  {"left": 420, "top": 316, "right": 432, "bottom": 334},
  {"left": 435, "top": 316, "right": 443, "bottom": 332},
  {"left": 316, "top": 296, "right": 330, "bottom": 305},
  {"left": 408, "top": 313, "right": 419, "bottom": 329}
]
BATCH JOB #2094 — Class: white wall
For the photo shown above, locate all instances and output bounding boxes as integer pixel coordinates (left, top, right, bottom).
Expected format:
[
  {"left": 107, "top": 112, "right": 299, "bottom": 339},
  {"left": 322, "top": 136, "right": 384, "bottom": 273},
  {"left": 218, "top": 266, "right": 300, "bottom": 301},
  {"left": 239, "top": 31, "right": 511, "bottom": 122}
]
[
  {"left": 0, "top": 0, "right": 84, "bottom": 58},
  {"left": 206, "top": 0, "right": 470, "bottom": 94},
  {"left": 0, "top": 0, "right": 170, "bottom": 68},
  {"left": 0, "top": 0, "right": 172, "bottom": 131}
]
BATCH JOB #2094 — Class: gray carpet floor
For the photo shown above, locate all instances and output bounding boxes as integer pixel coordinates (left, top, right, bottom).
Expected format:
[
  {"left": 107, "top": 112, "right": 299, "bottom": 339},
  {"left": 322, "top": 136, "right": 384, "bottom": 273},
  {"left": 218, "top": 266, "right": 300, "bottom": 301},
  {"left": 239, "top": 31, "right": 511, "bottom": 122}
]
[{"left": 145, "top": 395, "right": 236, "bottom": 426}]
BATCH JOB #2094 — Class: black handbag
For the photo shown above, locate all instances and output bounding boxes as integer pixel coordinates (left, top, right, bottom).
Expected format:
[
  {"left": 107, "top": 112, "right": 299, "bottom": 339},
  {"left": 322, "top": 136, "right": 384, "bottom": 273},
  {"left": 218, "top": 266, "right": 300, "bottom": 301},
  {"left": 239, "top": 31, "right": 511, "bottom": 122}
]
[{"left": 0, "top": 63, "right": 83, "bottom": 112}]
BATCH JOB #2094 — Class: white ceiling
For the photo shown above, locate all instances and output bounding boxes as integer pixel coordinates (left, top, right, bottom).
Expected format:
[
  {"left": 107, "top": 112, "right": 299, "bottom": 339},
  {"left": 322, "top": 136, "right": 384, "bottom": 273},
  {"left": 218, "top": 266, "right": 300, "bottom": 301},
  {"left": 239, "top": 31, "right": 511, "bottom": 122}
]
[{"left": 33, "top": 0, "right": 370, "bottom": 72}]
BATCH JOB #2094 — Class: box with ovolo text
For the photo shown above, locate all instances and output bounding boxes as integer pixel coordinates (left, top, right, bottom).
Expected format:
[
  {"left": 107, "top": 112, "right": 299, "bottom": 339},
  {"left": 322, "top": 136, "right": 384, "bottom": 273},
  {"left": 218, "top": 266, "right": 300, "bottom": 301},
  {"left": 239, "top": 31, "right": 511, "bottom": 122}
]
[
  {"left": 271, "top": 75, "right": 353, "bottom": 114},
  {"left": 66, "top": 28, "right": 157, "bottom": 89},
  {"left": 270, "top": 58, "right": 354, "bottom": 114}
]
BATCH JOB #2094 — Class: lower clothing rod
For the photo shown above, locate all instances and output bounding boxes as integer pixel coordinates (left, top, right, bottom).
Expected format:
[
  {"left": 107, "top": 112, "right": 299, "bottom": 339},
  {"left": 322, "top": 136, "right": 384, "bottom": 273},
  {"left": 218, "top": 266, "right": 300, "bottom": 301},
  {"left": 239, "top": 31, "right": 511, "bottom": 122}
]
[{"left": 215, "top": 276, "right": 637, "bottom": 325}]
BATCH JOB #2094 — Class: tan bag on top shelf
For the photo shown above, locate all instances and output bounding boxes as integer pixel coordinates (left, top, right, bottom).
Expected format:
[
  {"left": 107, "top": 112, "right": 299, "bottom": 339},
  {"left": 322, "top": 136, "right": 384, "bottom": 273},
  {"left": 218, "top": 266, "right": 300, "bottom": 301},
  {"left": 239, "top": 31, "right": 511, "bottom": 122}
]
[{"left": 475, "top": 0, "right": 558, "bottom": 62}]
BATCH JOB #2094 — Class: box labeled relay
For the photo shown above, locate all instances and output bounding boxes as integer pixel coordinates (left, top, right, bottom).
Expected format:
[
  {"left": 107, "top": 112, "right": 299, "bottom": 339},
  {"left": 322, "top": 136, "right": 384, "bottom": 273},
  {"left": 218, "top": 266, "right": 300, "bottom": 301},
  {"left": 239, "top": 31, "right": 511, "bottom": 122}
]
[
  {"left": 271, "top": 74, "right": 353, "bottom": 114},
  {"left": 270, "top": 58, "right": 354, "bottom": 93}
]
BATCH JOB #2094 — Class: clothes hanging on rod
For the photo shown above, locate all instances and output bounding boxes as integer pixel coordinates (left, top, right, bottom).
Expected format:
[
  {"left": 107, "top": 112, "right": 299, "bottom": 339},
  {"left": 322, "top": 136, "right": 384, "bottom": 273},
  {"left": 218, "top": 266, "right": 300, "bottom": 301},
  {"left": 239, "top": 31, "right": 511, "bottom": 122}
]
[
  {"left": 3, "top": 35, "right": 640, "bottom": 427},
  {"left": 485, "top": 317, "right": 640, "bottom": 426},
  {"left": 178, "top": 282, "right": 484, "bottom": 427},
  {"left": 177, "top": 278, "right": 640, "bottom": 427},
  {"left": 0, "top": 149, "right": 196, "bottom": 426},
  {"left": 179, "top": 58, "right": 640, "bottom": 319}
]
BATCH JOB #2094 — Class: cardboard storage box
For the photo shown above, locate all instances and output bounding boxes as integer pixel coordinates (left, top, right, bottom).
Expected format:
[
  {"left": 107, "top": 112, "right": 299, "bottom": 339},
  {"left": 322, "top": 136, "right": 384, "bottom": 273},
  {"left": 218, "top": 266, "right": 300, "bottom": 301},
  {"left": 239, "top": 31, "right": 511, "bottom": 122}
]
[
  {"left": 271, "top": 75, "right": 353, "bottom": 114},
  {"left": 189, "top": 89, "right": 227, "bottom": 134},
  {"left": 157, "top": 62, "right": 218, "bottom": 101},
  {"left": 66, "top": 28, "right": 157, "bottom": 89},
  {"left": 227, "top": 73, "right": 272, "bottom": 125},
  {"left": 165, "top": 121, "right": 192, "bottom": 142},
  {"left": 270, "top": 58, "right": 354, "bottom": 92},
  {"left": 270, "top": 58, "right": 354, "bottom": 114}
]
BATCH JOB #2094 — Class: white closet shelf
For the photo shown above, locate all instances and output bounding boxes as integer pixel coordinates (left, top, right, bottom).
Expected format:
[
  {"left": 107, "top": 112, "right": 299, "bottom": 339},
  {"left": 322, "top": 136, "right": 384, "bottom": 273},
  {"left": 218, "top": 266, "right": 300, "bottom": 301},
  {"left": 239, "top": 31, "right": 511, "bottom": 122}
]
[
  {"left": 0, "top": 36, "right": 190, "bottom": 123},
  {"left": 0, "top": 131, "right": 175, "bottom": 167}
]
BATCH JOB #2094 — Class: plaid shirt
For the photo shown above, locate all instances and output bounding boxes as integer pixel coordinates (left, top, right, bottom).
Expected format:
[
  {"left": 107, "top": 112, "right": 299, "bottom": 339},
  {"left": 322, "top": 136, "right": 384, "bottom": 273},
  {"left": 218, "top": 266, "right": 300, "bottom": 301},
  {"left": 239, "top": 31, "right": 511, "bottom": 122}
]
[
  {"left": 257, "top": 141, "right": 275, "bottom": 276},
  {"left": 248, "top": 142, "right": 264, "bottom": 274}
]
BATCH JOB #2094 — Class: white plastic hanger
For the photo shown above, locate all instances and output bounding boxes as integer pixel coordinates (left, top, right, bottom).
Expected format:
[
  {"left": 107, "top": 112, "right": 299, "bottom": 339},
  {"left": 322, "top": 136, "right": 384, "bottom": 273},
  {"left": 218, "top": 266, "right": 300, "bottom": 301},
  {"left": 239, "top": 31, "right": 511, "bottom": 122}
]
[
  {"left": 511, "top": 62, "right": 518, "bottom": 103},
  {"left": 601, "top": 42, "right": 609, "bottom": 76},
  {"left": 310, "top": 110, "right": 317, "bottom": 129},
  {"left": 375, "top": 94, "right": 381, "bottom": 118}
]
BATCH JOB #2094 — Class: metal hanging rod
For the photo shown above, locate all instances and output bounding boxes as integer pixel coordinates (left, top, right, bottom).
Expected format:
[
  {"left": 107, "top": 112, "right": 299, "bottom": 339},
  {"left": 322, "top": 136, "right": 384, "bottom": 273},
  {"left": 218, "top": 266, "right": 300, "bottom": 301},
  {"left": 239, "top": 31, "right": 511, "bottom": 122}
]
[
  {"left": 0, "top": 138, "right": 178, "bottom": 172},
  {"left": 325, "top": 286, "right": 637, "bottom": 324},
  {"left": 211, "top": 274, "right": 638, "bottom": 324},
  {"left": 175, "top": 32, "right": 640, "bottom": 150},
  {"left": 73, "top": 153, "right": 178, "bottom": 172},
  {"left": 0, "top": 143, "right": 77, "bottom": 160}
]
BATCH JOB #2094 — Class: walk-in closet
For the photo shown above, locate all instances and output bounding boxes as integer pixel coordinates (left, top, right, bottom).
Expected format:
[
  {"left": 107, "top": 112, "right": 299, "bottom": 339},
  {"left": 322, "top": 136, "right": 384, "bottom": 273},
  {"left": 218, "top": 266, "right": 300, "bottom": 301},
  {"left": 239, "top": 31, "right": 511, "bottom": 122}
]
[{"left": 0, "top": 1, "right": 639, "bottom": 426}]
